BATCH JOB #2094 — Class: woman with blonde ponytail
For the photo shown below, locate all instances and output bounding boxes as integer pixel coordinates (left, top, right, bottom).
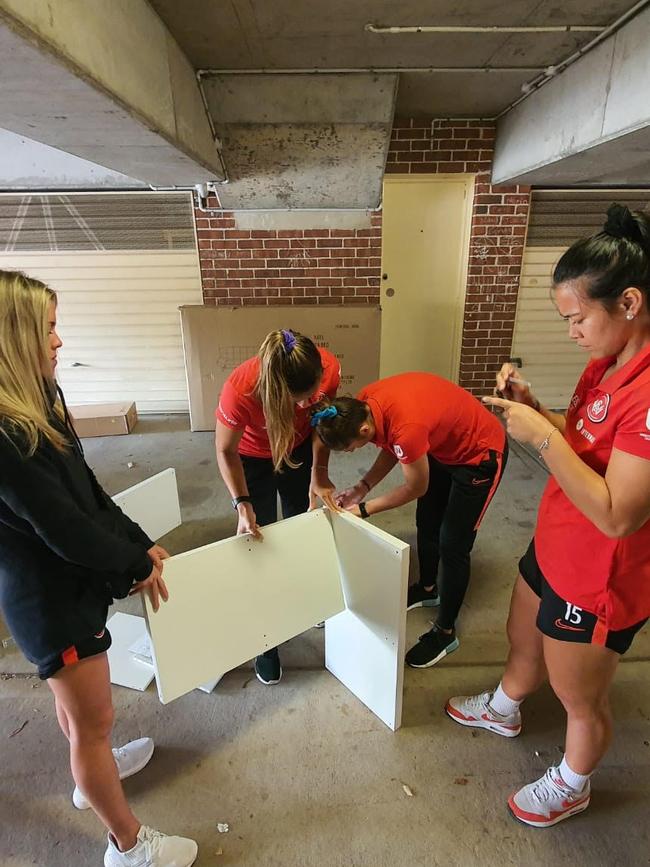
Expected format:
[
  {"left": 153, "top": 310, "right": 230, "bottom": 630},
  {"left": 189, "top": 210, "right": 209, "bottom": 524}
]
[
  {"left": 216, "top": 328, "right": 340, "bottom": 685},
  {"left": 0, "top": 271, "right": 198, "bottom": 866}
]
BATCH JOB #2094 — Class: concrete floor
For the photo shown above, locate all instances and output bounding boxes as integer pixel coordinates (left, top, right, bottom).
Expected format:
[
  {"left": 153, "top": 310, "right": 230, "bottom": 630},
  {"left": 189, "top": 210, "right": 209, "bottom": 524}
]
[{"left": 1, "top": 415, "right": 649, "bottom": 867}]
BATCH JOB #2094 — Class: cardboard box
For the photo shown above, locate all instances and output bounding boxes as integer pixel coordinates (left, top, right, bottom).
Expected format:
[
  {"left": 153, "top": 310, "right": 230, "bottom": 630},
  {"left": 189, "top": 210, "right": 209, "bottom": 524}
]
[
  {"left": 69, "top": 402, "right": 138, "bottom": 438},
  {"left": 179, "top": 305, "right": 381, "bottom": 431}
]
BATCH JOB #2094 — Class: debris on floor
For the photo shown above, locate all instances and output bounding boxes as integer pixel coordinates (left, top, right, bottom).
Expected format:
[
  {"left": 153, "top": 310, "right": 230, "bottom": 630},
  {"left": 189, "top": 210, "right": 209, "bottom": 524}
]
[
  {"left": 215, "top": 848, "right": 223, "bottom": 856},
  {"left": 454, "top": 777, "right": 469, "bottom": 786},
  {"left": 401, "top": 783, "right": 414, "bottom": 797},
  {"left": 216, "top": 823, "right": 229, "bottom": 833},
  {"left": 9, "top": 720, "right": 28, "bottom": 738}
]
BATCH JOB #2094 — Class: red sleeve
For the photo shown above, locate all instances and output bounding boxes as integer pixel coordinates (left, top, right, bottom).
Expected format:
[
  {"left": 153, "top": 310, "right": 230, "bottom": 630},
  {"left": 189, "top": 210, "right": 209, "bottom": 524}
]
[
  {"left": 320, "top": 349, "right": 341, "bottom": 399},
  {"left": 388, "top": 424, "right": 430, "bottom": 464},
  {"left": 216, "top": 378, "right": 250, "bottom": 430},
  {"left": 613, "top": 393, "right": 650, "bottom": 460}
]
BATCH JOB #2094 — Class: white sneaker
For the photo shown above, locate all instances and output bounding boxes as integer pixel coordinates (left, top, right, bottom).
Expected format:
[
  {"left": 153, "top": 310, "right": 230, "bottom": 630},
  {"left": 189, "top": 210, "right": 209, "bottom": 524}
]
[
  {"left": 104, "top": 825, "right": 198, "bottom": 867},
  {"left": 445, "top": 690, "right": 522, "bottom": 737},
  {"left": 508, "top": 766, "right": 591, "bottom": 827},
  {"left": 73, "top": 737, "right": 155, "bottom": 810}
]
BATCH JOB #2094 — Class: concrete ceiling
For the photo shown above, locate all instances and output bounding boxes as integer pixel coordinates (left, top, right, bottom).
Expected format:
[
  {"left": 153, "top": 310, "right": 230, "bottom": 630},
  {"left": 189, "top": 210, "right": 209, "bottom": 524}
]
[{"left": 150, "top": 0, "right": 634, "bottom": 117}]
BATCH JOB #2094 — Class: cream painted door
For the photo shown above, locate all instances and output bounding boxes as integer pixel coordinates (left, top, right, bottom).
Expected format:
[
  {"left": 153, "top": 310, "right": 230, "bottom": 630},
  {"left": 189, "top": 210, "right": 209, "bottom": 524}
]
[
  {"left": 380, "top": 176, "right": 474, "bottom": 381},
  {"left": 0, "top": 250, "right": 202, "bottom": 411}
]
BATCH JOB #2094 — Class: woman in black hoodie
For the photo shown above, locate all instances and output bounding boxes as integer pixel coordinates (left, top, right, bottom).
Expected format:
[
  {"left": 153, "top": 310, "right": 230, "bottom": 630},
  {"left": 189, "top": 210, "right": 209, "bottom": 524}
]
[{"left": 0, "top": 271, "right": 198, "bottom": 866}]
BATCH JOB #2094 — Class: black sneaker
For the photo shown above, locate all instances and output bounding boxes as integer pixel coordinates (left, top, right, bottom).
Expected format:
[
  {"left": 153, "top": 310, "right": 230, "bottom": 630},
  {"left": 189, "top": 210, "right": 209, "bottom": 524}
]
[
  {"left": 255, "top": 648, "right": 282, "bottom": 685},
  {"left": 407, "top": 583, "right": 440, "bottom": 610},
  {"left": 405, "top": 625, "right": 459, "bottom": 668}
]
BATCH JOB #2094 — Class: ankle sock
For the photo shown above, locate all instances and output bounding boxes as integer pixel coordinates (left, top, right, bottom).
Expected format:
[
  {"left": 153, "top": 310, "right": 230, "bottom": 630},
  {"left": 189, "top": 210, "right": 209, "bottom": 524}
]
[
  {"left": 558, "top": 756, "right": 590, "bottom": 792},
  {"left": 489, "top": 681, "right": 523, "bottom": 717}
]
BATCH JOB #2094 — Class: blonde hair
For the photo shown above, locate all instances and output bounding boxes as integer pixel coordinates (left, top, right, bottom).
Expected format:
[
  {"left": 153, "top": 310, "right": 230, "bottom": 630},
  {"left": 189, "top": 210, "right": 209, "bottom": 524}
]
[
  {"left": 255, "top": 330, "right": 323, "bottom": 472},
  {"left": 0, "top": 270, "right": 67, "bottom": 455}
]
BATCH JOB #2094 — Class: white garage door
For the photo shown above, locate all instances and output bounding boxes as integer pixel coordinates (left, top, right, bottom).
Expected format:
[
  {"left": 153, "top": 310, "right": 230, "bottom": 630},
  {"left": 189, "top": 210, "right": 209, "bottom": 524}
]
[
  {"left": 0, "top": 193, "right": 202, "bottom": 412},
  {"left": 512, "top": 189, "right": 650, "bottom": 409}
]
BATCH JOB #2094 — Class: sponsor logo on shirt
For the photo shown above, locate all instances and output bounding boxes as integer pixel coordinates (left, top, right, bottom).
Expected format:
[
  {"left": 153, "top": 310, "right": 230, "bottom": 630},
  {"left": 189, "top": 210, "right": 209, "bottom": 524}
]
[
  {"left": 586, "top": 393, "right": 610, "bottom": 424},
  {"left": 576, "top": 419, "right": 584, "bottom": 431},
  {"left": 394, "top": 444, "right": 404, "bottom": 459},
  {"left": 570, "top": 392, "right": 581, "bottom": 410},
  {"left": 576, "top": 418, "right": 595, "bottom": 443},
  {"left": 646, "top": 408, "right": 650, "bottom": 431},
  {"left": 218, "top": 402, "right": 238, "bottom": 427}
]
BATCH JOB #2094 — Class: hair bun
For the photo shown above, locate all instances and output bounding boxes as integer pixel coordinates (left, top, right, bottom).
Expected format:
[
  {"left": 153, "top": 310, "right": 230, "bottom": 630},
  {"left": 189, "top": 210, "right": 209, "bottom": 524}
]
[{"left": 603, "top": 203, "right": 644, "bottom": 244}]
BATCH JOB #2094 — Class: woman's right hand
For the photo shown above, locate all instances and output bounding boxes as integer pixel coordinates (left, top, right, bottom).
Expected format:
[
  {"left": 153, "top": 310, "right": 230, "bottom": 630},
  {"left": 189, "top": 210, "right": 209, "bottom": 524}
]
[
  {"left": 335, "top": 483, "right": 366, "bottom": 509},
  {"left": 237, "top": 502, "right": 263, "bottom": 540},
  {"left": 495, "top": 362, "right": 536, "bottom": 407},
  {"left": 129, "top": 562, "right": 169, "bottom": 612}
]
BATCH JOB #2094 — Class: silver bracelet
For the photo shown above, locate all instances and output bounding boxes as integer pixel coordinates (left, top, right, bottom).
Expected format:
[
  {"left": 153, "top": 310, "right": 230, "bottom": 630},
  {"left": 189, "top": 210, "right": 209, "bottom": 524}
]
[{"left": 538, "top": 428, "right": 557, "bottom": 453}]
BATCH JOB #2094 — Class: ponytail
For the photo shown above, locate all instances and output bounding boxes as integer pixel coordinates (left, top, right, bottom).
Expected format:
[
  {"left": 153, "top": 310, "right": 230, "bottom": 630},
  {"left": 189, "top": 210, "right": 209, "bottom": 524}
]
[
  {"left": 311, "top": 396, "right": 370, "bottom": 451},
  {"left": 256, "top": 329, "right": 323, "bottom": 472}
]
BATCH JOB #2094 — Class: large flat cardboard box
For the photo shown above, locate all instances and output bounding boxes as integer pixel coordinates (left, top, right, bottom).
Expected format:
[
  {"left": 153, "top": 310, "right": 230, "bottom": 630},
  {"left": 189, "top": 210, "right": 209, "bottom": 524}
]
[
  {"left": 180, "top": 305, "right": 381, "bottom": 431},
  {"left": 69, "top": 402, "right": 138, "bottom": 438}
]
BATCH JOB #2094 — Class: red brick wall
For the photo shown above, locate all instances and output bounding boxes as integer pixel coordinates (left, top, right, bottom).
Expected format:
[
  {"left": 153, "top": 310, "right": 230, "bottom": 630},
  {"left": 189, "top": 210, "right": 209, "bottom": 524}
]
[
  {"left": 196, "top": 207, "right": 382, "bottom": 306},
  {"left": 194, "top": 119, "right": 531, "bottom": 393},
  {"left": 386, "top": 119, "right": 531, "bottom": 393}
]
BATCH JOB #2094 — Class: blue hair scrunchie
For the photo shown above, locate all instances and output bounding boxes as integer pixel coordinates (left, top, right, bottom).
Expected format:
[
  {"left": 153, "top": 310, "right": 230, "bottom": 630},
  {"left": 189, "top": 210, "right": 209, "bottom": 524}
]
[
  {"left": 281, "top": 329, "right": 297, "bottom": 353},
  {"left": 310, "top": 406, "right": 338, "bottom": 427}
]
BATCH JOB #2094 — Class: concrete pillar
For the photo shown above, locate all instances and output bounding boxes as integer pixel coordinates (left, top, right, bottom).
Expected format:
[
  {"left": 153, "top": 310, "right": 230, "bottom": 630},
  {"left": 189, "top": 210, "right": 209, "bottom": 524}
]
[{"left": 0, "top": 0, "right": 225, "bottom": 185}]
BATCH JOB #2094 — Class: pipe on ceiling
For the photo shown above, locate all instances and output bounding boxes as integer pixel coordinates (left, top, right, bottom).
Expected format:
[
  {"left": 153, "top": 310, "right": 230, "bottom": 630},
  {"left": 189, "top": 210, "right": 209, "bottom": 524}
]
[
  {"left": 198, "top": 66, "right": 544, "bottom": 76},
  {"left": 365, "top": 23, "right": 605, "bottom": 34}
]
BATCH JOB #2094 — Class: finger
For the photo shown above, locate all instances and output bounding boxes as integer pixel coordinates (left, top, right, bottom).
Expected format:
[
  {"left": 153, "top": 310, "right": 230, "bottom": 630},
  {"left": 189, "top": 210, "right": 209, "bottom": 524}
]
[
  {"left": 159, "top": 576, "right": 169, "bottom": 602},
  {"left": 324, "top": 492, "right": 341, "bottom": 512},
  {"left": 158, "top": 547, "right": 170, "bottom": 560},
  {"left": 482, "top": 395, "right": 511, "bottom": 408},
  {"left": 308, "top": 490, "right": 318, "bottom": 511},
  {"left": 151, "top": 579, "right": 160, "bottom": 613}
]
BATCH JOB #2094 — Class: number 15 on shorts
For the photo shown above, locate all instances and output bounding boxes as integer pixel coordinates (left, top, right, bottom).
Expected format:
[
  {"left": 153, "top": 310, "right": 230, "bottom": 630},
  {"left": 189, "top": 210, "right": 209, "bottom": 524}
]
[{"left": 565, "top": 602, "right": 583, "bottom": 625}]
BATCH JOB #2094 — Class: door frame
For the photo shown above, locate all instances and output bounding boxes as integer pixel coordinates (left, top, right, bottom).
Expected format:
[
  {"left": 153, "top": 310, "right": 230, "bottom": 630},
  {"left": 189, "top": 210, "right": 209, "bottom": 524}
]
[{"left": 381, "top": 174, "right": 475, "bottom": 383}]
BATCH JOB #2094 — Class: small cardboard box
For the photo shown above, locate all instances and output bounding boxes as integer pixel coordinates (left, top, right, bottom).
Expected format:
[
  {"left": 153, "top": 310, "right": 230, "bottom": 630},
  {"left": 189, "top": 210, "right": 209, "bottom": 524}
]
[{"left": 69, "top": 402, "right": 138, "bottom": 438}]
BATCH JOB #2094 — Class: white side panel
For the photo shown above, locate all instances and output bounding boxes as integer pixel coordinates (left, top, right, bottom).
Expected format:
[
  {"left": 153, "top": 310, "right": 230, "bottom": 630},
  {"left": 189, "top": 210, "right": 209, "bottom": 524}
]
[
  {"left": 325, "top": 511, "right": 409, "bottom": 732},
  {"left": 112, "top": 468, "right": 181, "bottom": 542},
  {"left": 145, "top": 510, "right": 346, "bottom": 704},
  {"left": 106, "top": 612, "right": 155, "bottom": 692},
  {"left": 0, "top": 250, "right": 202, "bottom": 412}
]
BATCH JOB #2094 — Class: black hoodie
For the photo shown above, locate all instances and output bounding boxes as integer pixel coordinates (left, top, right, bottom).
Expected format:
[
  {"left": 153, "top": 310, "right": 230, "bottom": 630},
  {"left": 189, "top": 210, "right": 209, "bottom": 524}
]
[{"left": 0, "top": 390, "right": 153, "bottom": 660}]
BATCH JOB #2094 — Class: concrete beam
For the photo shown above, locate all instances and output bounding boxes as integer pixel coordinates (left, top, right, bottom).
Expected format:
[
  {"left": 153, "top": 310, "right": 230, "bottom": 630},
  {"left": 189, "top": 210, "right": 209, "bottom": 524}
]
[
  {"left": 202, "top": 73, "right": 397, "bottom": 209},
  {"left": 492, "top": 6, "right": 650, "bottom": 186},
  {"left": 0, "top": 0, "right": 224, "bottom": 186}
]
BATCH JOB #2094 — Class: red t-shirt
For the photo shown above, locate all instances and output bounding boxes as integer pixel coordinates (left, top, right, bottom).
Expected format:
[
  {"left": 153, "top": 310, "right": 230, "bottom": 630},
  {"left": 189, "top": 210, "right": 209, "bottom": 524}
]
[
  {"left": 358, "top": 373, "right": 505, "bottom": 466},
  {"left": 216, "top": 347, "right": 340, "bottom": 458},
  {"left": 536, "top": 344, "right": 650, "bottom": 630}
]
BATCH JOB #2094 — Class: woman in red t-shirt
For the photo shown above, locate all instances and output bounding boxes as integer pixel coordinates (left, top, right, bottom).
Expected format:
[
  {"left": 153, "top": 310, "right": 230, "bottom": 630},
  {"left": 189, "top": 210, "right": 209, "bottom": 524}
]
[
  {"left": 446, "top": 204, "right": 650, "bottom": 828},
  {"left": 312, "top": 371, "right": 508, "bottom": 667},
  {"left": 215, "top": 329, "right": 340, "bottom": 685}
]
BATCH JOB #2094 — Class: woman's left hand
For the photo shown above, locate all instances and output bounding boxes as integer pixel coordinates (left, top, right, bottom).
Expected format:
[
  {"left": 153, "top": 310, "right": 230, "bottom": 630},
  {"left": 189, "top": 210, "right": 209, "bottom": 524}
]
[
  {"left": 309, "top": 475, "right": 341, "bottom": 511},
  {"left": 482, "top": 396, "right": 551, "bottom": 447},
  {"left": 147, "top": 544, "right": 170, "bottom": 571}
]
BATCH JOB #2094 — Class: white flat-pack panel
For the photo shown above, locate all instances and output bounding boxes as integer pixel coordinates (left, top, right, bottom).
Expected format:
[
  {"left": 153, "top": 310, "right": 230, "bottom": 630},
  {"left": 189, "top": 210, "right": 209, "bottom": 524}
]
[
  {"left": 145, "top": 509, "right": 346, "bottom": 704},
  {"left": 106, "top": 612, "right": 155, "bottom": 692},
  {"left": 325, "top": 511, "right": 409, "bottom": 731},
  {"left": 112, "top": 468, "right": 181, "bottom": 542}
]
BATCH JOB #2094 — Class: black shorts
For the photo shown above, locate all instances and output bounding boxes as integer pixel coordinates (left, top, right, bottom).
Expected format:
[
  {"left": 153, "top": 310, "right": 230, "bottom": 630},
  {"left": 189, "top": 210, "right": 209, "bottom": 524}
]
[
  {"left": 38, "top": 627, "right": 112, "bottom": 680},
  {"left": 519, "top": 541, "right": 647, "bottom": 655}
]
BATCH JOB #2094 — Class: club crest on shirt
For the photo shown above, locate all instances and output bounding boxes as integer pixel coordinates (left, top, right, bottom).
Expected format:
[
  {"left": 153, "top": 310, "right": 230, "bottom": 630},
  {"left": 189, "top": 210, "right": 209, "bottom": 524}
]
[
  {"left": 394, "top": 444, "right": 404, "bottom": 459},
  {"left": 586, "top": 393, "right": 610, "bottom": 424},
  {"left": 646, "top": 408, "right": 650, "bottom": 431}
]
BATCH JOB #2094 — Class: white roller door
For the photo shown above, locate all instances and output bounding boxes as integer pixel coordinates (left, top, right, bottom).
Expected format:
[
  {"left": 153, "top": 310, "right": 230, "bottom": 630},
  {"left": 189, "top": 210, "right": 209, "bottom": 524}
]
[
  {"left": 511, "top": 189, "right": 650, "bottom": 409},
  {"left": 0, "top": 193, "right": 202, "bottom": 412}
]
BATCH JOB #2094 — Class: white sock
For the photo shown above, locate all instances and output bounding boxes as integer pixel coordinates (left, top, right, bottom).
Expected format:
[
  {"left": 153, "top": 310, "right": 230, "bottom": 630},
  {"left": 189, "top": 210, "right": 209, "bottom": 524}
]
[
  {"left": 558, "top": 756, "right": 590, "bottom": 792},
  {"left": 489, "top": 681, "right": 523, "bottom": 717}
]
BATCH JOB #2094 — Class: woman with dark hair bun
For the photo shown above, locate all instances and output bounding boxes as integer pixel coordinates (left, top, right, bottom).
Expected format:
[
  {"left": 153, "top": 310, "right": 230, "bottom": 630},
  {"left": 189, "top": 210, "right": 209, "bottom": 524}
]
[{"left": 446, "top": 203, "right": 650, "bottom": 828}]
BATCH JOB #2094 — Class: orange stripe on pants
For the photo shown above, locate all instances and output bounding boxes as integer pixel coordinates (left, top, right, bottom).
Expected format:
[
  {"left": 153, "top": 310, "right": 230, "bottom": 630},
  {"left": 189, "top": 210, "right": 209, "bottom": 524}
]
[{"left": 474, "top": 450, "right": 504, "bottom": 531}]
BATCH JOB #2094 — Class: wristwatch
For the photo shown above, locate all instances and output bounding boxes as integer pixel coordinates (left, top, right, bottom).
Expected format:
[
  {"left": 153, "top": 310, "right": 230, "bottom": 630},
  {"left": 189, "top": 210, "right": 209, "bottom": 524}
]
[
  {"left": 358, "top": 501, "right": 370, "bottom": 519},
  {"left": 232, "top": 495, "right": 252, "bottom": 510}
]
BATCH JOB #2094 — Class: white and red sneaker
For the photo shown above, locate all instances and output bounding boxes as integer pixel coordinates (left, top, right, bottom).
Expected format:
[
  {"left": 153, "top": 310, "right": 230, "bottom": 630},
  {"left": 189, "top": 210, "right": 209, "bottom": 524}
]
[
  {"left": 445, "top": 690, "right": 522, "bottom": 737},
  {"left": 508, "top": 766, "right": 591, "bottom": 827}
]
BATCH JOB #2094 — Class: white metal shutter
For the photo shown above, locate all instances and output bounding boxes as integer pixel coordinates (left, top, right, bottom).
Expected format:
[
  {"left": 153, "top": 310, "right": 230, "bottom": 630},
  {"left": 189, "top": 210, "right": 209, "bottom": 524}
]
[
  {"left": 0, "top": 250, "right": 201, "bottom": 412},
  {"left": 511, "top": 189, "right": 650, "bottom": 409},
  {"left": 0, "top": 192, "right": 202, "bottom": 412}
]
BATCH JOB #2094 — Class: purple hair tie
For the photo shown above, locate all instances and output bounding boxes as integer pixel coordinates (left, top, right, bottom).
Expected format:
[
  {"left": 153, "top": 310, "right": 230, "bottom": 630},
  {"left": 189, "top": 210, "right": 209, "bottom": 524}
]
[{"left": 281, "top": 329, "right": 297, "bottom": 353}]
